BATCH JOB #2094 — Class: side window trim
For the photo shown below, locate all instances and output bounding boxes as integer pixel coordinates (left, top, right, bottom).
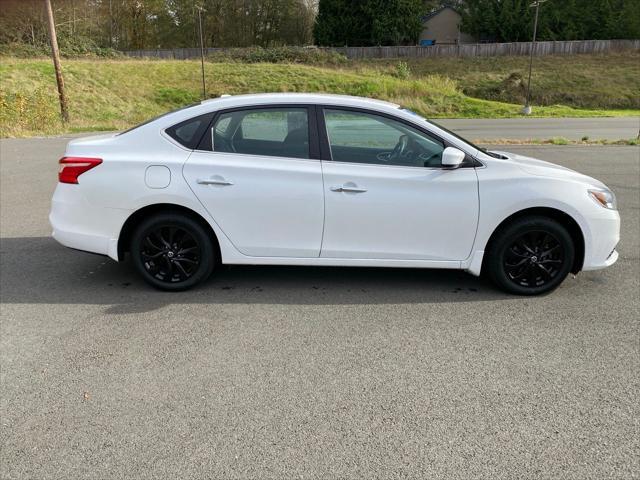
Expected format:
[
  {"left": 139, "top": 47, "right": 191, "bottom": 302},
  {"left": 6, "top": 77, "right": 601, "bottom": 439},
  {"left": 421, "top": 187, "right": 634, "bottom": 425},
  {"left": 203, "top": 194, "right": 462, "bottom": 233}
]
[
  {"left": 318, "top": 106, "right": 479, "bottom": 168},
  {"left": 195, "top": 104, "right": 321, "bottom": 160}
]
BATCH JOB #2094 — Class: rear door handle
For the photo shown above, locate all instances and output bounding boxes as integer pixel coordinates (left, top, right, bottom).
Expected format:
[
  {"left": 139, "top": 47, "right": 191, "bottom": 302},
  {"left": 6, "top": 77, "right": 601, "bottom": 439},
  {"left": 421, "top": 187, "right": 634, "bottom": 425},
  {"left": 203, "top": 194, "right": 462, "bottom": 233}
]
[
  {"left": 330, "top": 184, "right": 367, "bottom": 193},
  {"left": 197, "top": 176, "right": 234, "bottom": 186}
]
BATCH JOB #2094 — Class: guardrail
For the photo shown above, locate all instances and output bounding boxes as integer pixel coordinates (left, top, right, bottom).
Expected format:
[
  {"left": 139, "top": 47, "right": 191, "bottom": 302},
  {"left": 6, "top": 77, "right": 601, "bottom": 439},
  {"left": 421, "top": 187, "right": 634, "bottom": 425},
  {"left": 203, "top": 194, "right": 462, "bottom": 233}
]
[{"left": 122, "top": 39, "right": 640, "bottom": 60}]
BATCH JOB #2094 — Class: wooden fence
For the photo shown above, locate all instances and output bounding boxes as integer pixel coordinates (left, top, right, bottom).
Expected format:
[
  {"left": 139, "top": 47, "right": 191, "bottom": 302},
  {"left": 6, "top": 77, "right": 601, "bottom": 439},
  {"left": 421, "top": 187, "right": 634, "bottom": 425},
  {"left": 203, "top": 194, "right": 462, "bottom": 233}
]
[
  {"left": 335, "top": 39, "right": 640, "bottom": 59},
  {"left": 123, "top": 39, "right": 640, "bottom": 60}
]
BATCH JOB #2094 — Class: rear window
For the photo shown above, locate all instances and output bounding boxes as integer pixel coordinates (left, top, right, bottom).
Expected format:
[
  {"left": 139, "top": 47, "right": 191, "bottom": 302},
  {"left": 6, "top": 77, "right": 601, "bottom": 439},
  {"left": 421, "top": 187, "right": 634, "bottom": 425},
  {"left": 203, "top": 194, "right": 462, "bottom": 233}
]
[
  {"left": 165, "top": 113, "right": 214, "bottom": 149},
  {"left": 118, "top": 103, "right": 199, "bottom": 136}
]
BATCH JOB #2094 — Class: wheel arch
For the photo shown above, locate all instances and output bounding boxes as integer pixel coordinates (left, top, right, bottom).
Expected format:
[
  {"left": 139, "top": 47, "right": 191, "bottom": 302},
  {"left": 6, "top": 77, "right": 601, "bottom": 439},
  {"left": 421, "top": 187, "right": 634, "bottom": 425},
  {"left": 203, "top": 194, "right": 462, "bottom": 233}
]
[
  {"left": 117, "top": 203, "right": 221, "bottom": 263},
  {"left": 483, "top": 207, "right": 585, "bottom": 274}
]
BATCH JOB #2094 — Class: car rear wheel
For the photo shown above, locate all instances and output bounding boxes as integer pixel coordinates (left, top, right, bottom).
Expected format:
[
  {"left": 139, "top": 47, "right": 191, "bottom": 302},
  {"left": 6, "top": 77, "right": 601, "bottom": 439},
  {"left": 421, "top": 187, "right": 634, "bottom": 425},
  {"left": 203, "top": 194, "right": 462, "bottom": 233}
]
[
  {"left": 486, "top": 216, "right": 575, "bottom": 295},
  {"left": 131, "top": 213, "right": 215, "bottom": 291}
]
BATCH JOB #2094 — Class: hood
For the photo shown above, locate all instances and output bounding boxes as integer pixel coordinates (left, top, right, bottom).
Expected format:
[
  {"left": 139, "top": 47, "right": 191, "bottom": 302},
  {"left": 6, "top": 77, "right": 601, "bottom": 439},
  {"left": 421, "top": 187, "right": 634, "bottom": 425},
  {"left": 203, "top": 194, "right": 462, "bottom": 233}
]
[{"left": 490, "top": 150, "right": 608, "bottom": 189}]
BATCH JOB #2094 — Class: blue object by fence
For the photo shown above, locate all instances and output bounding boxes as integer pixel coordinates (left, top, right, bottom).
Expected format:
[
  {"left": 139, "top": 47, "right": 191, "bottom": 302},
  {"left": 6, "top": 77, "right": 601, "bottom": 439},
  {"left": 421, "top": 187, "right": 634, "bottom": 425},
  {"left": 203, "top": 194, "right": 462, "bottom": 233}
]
[{"left": 420, "top": 39, "right": 436, "bottom": 46}]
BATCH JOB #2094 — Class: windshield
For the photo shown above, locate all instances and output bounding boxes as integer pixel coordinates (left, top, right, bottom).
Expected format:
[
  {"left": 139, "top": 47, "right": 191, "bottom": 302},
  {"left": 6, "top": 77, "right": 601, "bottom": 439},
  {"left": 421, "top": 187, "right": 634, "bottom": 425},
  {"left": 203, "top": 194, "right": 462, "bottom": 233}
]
[{"left": 400, "top": 108, "right": 504, "bottom": 158}]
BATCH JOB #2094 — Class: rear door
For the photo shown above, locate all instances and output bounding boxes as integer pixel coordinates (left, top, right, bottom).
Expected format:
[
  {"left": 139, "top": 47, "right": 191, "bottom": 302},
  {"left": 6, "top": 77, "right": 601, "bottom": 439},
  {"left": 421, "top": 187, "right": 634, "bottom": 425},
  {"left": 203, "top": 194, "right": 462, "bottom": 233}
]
[{"left": 183, "top": 105, "right": 324, "bottom": 258}]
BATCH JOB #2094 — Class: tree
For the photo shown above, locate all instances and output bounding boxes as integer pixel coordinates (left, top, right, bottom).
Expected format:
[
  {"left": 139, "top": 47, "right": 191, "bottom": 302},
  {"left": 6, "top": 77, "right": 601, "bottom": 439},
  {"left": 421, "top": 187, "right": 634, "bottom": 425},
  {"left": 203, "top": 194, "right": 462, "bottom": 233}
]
[
  {"left": 367, "top": 0, "right": 424, "bottom": 45},
  {"left": 617, "top": 0, "right": 640, "bottom": 39},
  {"left": 314, "top": 0, "right": 425, "bottom": 46},
  {"left": 0, "top": 0, "right": 318, "bottom": 51},
  {"left": 461, "top": 0, "right": 640, "bottom": 42}
]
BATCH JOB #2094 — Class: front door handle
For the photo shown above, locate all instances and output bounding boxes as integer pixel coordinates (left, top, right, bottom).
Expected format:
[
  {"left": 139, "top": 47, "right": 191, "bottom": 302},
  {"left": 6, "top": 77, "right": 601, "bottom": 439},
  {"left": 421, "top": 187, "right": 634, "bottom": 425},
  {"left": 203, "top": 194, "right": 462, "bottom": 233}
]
[
  {"left": 197, "top": 176, "right": 234, "bottom": 186},
  {"left": 330, "top": 184, "right": 367, "bottom": 193}
]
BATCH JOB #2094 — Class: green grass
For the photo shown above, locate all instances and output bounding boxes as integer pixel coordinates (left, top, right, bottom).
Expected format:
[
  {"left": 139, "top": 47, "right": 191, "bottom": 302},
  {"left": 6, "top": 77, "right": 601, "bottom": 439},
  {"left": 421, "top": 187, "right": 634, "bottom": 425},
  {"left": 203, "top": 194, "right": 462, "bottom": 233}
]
[
  {"left": 1, "top": 54, "right": 639, "bottom": 137},
  {"left": 360, "top": 52, "right": 640, "bottom": 110}
]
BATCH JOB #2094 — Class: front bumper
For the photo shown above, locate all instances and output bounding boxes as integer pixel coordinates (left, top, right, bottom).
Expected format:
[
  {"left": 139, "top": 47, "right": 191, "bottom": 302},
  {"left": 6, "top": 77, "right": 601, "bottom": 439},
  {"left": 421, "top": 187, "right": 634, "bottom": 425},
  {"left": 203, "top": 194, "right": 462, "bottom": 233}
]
[{"left": 582, "top": 210, "right": 620, "bottom": 271}]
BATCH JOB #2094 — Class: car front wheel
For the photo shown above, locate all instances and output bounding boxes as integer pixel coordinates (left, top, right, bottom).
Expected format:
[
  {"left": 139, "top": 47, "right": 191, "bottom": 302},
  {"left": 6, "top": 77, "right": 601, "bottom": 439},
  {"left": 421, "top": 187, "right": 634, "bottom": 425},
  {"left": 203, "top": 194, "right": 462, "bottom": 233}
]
[
  {"left": 130, "top": 213, "right": 215, "bottom": 291},
  {"left": 486, "top": 216, "right": 575, "bottom": 295}
]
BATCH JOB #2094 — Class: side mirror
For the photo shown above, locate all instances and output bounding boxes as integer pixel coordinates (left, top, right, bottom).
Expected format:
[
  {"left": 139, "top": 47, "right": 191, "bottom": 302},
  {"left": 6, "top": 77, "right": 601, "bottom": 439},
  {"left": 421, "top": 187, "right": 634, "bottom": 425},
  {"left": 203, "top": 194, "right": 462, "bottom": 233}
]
[{"left": 441, "top": 147, "right": 465, "bottom": 169}]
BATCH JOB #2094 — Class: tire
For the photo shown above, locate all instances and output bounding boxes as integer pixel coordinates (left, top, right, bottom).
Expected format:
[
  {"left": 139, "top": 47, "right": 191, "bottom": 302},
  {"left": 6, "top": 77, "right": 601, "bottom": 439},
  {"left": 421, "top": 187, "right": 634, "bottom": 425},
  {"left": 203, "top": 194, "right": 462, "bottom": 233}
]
[
  {"left": 485, "top": 216, "right": 575, "bottom": 295},
  {"left": 130, "top": 212, "right": 215, "bottom": 291}
]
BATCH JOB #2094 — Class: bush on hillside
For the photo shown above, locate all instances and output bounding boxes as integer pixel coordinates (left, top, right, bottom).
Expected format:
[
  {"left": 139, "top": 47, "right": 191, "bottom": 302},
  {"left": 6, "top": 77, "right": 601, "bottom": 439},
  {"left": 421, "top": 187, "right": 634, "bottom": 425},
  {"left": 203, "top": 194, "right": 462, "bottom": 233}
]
[
  {"left": 0, "top": 88, "right": 60, "bottom": 137},
  {"left": 58, "top": 35, "right": 122, "bottom": 58},
  {"left": 394, "top": 61, "right": 411, "bottom": 79},
  {"left": 0, "top": 42, "right": 50, "bottom": 57},
  {"left": 207, "top": 46, "right": 347, "bottom": 65},
  {"left": 470, "top": 72, "right": 527, "bottom": 103},
  {"left": 0, "top": 40, "right": 122, "bottom": 58}
]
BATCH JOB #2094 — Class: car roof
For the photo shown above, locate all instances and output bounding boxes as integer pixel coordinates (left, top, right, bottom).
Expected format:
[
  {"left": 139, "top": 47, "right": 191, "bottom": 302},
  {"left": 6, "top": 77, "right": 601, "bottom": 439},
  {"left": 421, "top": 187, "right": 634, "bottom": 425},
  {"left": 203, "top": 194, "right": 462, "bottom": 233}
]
[
  {"left": 201, "top": 93, "right": 399, "bottom": 109},
  {"left": 158, "top": 93, "right": 401, "bottom": 126},
  {"left": 123, "top": 92, "right": 480, "bottom": 158}
]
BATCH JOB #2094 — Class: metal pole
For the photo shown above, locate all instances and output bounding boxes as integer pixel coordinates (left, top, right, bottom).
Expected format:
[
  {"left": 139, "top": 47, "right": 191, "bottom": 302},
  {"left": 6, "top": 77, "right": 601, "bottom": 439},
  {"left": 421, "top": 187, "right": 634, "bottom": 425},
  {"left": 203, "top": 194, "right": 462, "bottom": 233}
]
[
  {"left": 197, "top": 7, "right": 206, "bottom": 99},
  {"left": 44, "top": 0, "right": 69, "bottom": 123},
  {"left": 523, "top": 0, "right": 545, "bottom": 115},
  {"left": 109, "top": 0, "right": 113, "bottom": 47}
]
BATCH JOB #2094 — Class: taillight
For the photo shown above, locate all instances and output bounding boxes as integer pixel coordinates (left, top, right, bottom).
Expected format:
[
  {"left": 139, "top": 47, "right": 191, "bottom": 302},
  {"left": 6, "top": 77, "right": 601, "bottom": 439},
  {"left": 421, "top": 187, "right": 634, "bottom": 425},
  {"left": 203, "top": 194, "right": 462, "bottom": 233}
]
[{"left": 58, "top": 157, "right": 102, "bottom": 184}]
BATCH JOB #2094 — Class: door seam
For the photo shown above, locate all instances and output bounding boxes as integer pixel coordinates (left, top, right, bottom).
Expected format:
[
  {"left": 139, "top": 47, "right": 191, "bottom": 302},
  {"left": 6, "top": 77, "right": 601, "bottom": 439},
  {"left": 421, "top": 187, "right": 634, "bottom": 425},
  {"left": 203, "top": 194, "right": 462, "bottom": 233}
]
[{"left": 318, "top": 159, "right": 327, "bottom": 258}]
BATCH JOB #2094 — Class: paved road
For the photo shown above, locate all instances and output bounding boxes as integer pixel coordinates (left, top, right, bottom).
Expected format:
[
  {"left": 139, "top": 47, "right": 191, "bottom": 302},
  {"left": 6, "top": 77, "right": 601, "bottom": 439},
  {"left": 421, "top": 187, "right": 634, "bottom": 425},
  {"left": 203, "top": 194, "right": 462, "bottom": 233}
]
[
  {"left": 1, "top": 136, "right": 639, "bottom": 479},
  {"left": 438, "top": 117, "right": 640, "bottom": 141}
]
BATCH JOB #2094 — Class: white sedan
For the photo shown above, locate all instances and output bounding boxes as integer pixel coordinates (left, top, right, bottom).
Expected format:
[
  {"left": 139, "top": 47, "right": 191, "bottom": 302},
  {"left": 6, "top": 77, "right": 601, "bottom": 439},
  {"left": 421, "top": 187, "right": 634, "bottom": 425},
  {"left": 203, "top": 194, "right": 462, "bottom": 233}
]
[{"left": 50, "top": 93, "right": 620, "bottom": 295}]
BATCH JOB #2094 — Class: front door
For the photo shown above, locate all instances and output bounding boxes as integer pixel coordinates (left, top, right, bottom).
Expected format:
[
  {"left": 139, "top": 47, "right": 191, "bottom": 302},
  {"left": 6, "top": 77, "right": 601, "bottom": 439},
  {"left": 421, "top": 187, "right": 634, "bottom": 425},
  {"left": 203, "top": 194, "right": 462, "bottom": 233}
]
[
  {"left": 184, "top": 106, "right": 324, "bottom": 258},
  {"left": 319, "top": 108, "right": 479, "bottom": 261}
]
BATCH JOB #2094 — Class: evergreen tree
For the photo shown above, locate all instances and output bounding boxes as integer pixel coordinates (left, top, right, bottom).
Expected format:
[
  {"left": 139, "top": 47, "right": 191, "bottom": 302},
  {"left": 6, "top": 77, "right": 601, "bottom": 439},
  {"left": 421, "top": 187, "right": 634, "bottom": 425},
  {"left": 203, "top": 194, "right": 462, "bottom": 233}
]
[
  {"left": 314, "top": 0, "right": 425, "bottom": 46},
  {"left": 461, "top": 0, "right": 640, "bottom": 42}
]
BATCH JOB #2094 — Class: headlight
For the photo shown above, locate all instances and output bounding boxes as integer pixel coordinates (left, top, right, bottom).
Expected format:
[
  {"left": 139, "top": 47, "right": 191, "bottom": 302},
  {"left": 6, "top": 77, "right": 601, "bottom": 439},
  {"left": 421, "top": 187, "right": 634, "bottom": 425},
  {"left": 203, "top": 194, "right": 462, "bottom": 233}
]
[{"left": 588, "top": 188, "right": 617, "bottom": 210}]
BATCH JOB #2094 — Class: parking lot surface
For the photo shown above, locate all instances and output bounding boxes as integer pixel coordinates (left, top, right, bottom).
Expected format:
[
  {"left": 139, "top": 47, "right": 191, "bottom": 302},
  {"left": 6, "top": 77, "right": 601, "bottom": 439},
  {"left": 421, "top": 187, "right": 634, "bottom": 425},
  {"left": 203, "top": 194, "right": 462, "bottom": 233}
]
[{"left": 1, "top": 137, "right": 639, "bottom": 479}]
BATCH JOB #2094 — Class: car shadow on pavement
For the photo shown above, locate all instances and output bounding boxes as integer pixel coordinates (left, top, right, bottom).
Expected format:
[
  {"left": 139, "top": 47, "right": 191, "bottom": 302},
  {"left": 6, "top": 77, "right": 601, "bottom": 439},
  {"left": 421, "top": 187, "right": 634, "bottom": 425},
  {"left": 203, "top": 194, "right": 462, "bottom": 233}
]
[{"left": 0, "top": 237, "right": 512, "bottom": 311}]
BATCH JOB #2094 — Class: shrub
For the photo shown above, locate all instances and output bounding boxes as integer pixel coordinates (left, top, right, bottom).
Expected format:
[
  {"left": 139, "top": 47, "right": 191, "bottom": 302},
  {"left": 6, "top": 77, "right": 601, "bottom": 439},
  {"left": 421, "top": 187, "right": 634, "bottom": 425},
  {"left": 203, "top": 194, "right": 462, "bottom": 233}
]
[
  {"left": 394, "top": 61, "right": 411, "bottom": 79},
  {"left": 0, "top": 88, "right": 59, "bottom": 136},
  {"left": 57, "top": 36, "right": 122, "bottom": 58},
  {"left": 0, "top": 42, "right": 49, "bottom": 58},
  {"left": 0, "top": 40, "right": 122, "bottom": 58},
  {"left": 207, "top": 46, "right": 347, "bottom": 65},
  {"left": 468, "top": 71, "right": 527, "bottom": 104}
]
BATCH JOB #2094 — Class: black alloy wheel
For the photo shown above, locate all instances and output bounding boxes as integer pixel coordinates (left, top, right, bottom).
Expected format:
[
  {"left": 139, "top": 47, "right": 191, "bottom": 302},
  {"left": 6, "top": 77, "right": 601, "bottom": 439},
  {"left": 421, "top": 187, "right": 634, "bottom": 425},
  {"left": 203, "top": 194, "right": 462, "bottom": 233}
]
[
  {"left": 503, "top": 230, "right": 564, "bottom": 288},
  {"left": 141, "top": 226, "right": 201, "bottom": 283},
  {"left": 131, "top": 213, "right": 215, "bottom": 291},
  {"left": 486, "top": 216, "right": 575, "bottom": 295}
]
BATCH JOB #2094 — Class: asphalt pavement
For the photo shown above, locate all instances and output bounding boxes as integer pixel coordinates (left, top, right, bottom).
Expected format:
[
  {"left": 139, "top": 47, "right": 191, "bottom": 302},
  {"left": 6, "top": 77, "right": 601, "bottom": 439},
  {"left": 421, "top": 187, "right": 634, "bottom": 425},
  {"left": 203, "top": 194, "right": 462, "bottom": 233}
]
[
  {"left": 1, "top": 135, "right": 639, "bottom": 479},
  {"left": 438, "top": 117, "right": 640, "bottom": 141}
]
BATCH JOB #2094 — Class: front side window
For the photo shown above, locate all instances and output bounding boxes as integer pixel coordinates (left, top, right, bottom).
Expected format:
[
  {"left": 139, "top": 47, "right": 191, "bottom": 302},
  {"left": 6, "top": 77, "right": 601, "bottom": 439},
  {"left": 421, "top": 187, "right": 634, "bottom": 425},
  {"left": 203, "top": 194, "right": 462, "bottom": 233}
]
[
  {"left": 212, "top": 108, "right": 309, "bottom": 159},
  {"left": 324, "top": 109, "right": 445, "bottom": 167}
]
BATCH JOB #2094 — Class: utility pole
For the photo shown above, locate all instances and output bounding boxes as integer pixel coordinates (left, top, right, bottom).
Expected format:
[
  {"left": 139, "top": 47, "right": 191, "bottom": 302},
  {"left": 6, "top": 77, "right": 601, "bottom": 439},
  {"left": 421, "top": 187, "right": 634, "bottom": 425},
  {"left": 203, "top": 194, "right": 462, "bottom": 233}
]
[
  {"left": 523, "top": 0, "right": 547, "bottom": 115},
  {"left": 44, "top": 0, "right": 69, "bottom": 123},
  {"left": 197, "top": 5, "right": 207, "bottom": 100},
  {"left": 109, "top": 0, "right": 113, "bottom": 48}
]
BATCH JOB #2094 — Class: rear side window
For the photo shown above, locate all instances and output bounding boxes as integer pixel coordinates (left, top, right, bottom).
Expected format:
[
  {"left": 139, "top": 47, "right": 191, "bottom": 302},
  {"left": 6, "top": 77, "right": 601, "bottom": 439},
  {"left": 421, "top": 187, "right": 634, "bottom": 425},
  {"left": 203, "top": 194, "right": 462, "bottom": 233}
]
[
  {"left": 206, "top": 107, "right": 310, "bottom": 159},
  {"left": 165, "top": 113, "right": 213, "bottom": 149}
]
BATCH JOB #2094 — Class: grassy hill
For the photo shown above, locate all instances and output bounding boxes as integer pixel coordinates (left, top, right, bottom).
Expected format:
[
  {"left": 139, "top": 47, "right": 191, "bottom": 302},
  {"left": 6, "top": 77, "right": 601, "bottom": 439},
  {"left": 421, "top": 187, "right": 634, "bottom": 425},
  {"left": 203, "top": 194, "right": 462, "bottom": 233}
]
[{"left": 1, "top": 53, "right": 639, "bottom": 137}]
